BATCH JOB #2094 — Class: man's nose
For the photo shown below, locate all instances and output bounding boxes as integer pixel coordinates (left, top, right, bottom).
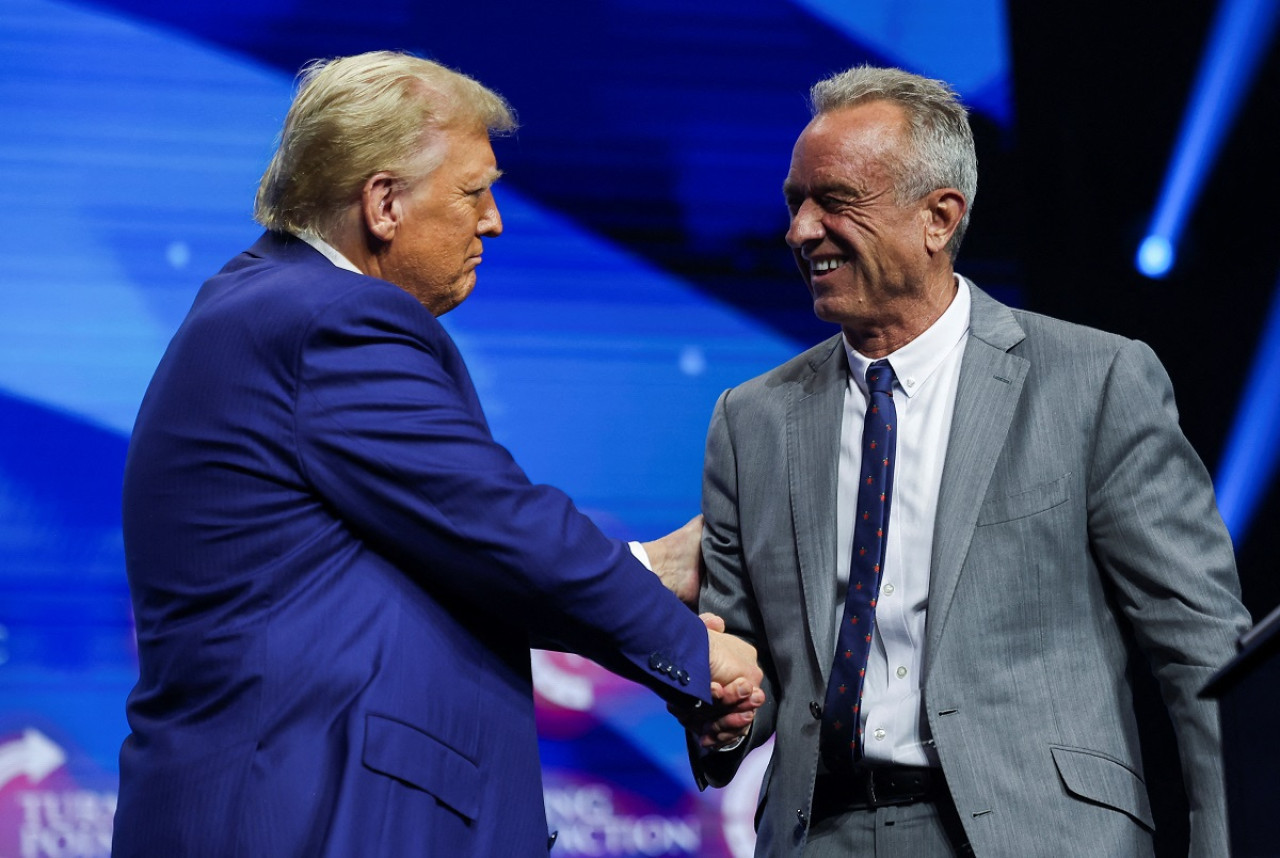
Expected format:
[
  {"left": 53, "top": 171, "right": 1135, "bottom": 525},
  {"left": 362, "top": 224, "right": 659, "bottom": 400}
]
[
  {"left": 785, "top": 200, "right": 823, "bottom": 247},
  {"left": 479, "top": 192, "right": 502, "bottom": 237}
]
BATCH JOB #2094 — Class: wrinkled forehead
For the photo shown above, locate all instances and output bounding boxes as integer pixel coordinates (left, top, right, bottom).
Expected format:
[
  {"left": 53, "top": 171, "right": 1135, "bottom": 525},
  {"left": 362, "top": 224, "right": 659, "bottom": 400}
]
[{"left": 785, "top": 105, "right": 906, "bottom": 193}]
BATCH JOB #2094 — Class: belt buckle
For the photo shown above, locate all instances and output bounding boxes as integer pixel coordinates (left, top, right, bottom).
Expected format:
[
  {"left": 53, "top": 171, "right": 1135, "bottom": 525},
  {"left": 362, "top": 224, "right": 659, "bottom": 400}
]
[
  {"left": 861, "top": 766, "right": 927, "bottom": 809},
  {"left": 854, "top": 765, "right": 881, "bottom": 807},
  {"left": 863, "top": 767, "right": 879, "bottom": 806}
]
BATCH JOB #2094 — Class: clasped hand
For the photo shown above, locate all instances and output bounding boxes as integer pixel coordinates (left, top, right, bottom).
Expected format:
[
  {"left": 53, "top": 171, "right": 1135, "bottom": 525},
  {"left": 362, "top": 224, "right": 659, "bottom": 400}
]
[{"left": 681, "top": 613, "right": 765, "bottom": 750}]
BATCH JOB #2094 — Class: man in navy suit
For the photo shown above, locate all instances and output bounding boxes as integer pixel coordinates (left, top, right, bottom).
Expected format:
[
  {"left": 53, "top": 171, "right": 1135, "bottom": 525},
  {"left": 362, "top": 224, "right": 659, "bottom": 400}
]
[{"left": 113, "top": 51, "right": 763, "bottom": 857}]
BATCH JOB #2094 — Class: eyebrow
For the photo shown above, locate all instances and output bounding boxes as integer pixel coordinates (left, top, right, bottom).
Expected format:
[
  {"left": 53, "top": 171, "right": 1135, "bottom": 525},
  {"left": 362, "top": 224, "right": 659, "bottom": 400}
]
[
  {"left": 474, "top": 168, "right": 504, "bottom": 190},
  {"left": 782, "top": 178, "right": 862, "bottom": 202}
]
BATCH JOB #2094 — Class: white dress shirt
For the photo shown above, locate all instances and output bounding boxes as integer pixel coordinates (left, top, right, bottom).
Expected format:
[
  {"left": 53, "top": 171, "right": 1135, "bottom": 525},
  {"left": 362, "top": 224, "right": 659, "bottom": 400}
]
[{"left": 835, "top": 277, "right": 971, "bottom": 767}]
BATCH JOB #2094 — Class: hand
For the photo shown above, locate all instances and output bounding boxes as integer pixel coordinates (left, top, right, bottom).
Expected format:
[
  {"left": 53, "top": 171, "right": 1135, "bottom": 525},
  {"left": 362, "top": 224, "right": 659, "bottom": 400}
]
[
  {"left": 686, "top": 613, "right": 765, "bottom": 750},
  {"left": 673, "top": 675, "right": 764, "bottom": 750},
  {"left": 642, "top": 514, "right": 704, "bottom": 607},
  {"left": 705, "top": 613, "right": 762, "bottom": 689}
]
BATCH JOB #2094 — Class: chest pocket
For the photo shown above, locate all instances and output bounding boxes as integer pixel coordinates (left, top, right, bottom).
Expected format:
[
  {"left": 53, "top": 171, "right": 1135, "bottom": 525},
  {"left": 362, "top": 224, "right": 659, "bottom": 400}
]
[{"left": 975, "top": 473, "right": 1070, "bottom": 526}]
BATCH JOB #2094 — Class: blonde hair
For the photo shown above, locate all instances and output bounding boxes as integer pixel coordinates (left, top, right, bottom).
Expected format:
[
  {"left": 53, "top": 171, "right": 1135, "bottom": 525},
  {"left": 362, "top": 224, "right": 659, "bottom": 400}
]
[{"left": 254, "top": 51, "right": 516, "bottom": 238}]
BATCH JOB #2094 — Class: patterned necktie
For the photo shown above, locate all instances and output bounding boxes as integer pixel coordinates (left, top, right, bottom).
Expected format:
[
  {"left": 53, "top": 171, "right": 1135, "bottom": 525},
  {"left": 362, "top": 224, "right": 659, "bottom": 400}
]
[{"left": 821, "top": 359, "right": 897, "bottom": 772}]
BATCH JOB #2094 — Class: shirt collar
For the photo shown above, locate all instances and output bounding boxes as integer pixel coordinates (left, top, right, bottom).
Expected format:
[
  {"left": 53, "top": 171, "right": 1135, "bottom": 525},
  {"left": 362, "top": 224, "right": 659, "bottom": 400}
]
[
  {"left": 843, "top": 274, "right": 972, "bottom": 398},
  {"left": 296, "top": 231, "right": 363, "bottom": 275}
]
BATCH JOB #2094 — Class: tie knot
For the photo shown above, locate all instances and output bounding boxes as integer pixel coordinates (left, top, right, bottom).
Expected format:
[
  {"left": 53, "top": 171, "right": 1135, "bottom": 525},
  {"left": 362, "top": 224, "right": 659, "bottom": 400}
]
[{"left": 865, "top": 360, "right": 895, "bottom": 395}]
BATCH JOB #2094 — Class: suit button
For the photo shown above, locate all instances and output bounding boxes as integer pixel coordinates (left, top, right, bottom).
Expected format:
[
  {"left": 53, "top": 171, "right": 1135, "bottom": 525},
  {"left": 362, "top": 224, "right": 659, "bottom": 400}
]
[
  {"left": 796, "top": 809, "right": 808, "bottom": 827},
  {"left": 649, "top": 653, "right": 667, "bottom": 671},
  {"left": 675, "top": 669, "right": 690, "bottom": 685},
  {"left": 809, "top": 701, "right": 823, "bottom": 720}
]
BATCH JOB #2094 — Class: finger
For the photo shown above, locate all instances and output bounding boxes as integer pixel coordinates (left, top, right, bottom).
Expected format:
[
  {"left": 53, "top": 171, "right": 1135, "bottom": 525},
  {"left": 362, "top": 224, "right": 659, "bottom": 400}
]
[
  {"left": 699, "top": 612, "right": 726, "bottom": 633},
  {"left": 712, "top": 678, "right": 747, "bottom": 705},
  {"left": 716, "top": 710, "right": 755, "bottom": 731}
]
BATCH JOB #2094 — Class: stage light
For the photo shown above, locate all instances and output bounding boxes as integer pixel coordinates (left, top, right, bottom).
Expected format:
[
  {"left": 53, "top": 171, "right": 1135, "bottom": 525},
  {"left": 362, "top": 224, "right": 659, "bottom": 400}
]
[
  {"left": 1136, "top": 235, "right": 1174, "bottom": 279},
  {"left": 1136, "top": 0, "right": 1280, "bottom": 279},
  {"left": 1215, "top": 269, "right": 1280, "bottom": 544}
]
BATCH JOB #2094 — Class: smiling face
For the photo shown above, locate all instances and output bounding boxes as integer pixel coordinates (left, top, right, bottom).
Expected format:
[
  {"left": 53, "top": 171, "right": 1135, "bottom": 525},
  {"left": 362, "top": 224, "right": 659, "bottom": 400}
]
[
  {"left": 376, "top": 123, "right": 504, "bottom": 316},
  {"left": 783, "top": 100, "right": 959, "bottom": 352}
]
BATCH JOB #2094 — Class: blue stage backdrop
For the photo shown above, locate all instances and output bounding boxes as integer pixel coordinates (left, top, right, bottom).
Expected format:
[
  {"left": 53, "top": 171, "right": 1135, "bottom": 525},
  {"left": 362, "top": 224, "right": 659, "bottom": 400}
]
[{"left": 0, "top": 1, "right": 1011, "bottom": 854}]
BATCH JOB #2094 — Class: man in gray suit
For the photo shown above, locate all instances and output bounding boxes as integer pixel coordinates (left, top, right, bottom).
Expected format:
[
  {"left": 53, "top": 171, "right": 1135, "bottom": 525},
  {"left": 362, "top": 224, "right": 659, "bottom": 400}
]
[{"left": 684, "top": 66, "right": 1250, "bottom": 857}]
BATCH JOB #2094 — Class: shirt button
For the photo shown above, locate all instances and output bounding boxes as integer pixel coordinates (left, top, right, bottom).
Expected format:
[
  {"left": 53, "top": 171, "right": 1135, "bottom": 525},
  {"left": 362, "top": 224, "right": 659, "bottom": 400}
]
[
  {"left": 896, "top": 666, "right": 908, "bottom": 679},
  {"left": 904, "top": 377, "right": 916, "bottom": 388},
  {"left": 882, "top": 583, "right": 895, "bottom": 596},
  {"left": 873, "top": 728, "right": 887, "bottom": 741}
]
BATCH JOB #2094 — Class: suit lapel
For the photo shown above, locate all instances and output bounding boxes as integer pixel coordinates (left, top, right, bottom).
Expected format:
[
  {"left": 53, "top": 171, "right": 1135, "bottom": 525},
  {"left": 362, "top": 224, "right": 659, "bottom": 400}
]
[
  {"left": 924, "top": 286, "right": 1029, "bottom": 673},
  {"left": 789, "top": 335, "right": 847, "bottom": 674}
]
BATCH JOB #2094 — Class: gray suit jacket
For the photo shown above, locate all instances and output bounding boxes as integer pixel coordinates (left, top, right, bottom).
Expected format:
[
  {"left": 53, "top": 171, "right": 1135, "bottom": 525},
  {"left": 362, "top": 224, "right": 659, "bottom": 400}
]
[{"left": 696, "top": 283, "right": 1249, "bottom": 857}]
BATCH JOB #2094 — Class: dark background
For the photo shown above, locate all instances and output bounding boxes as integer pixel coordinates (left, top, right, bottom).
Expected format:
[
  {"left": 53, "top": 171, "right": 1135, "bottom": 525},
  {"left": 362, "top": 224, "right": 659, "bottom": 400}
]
[{"left": 1007, "top": 0, "right": 1280, "bottom": 615}]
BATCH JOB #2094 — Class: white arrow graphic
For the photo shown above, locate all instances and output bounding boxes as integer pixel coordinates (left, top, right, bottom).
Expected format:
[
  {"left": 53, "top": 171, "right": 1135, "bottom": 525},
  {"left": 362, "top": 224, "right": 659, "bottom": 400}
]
[{"left": 0, "top": 729, "right": 66, "bottom": 790}]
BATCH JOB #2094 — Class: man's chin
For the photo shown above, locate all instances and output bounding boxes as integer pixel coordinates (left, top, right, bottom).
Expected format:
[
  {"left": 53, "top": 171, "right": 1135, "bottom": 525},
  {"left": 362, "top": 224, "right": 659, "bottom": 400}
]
[
  {"left": 433, "top": 278, "right": 477, "bottom": 316},
  {"left": 812, "top": 299, "right": 847, "bottom": 326}
]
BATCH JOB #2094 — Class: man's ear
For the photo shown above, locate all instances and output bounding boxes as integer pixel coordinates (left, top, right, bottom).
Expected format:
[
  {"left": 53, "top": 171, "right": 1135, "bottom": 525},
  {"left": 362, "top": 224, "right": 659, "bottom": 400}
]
[
  {"left": 923, "top": 188, "right": 967, "bottom": 254},
  {"left": 361, "top": 172, "right": 402, "bottom": 243}
]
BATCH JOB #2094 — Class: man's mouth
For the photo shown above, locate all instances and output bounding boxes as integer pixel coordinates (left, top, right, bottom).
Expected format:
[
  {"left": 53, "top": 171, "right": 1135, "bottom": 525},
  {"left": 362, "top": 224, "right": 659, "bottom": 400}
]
[{"left": 810, "top": 257, "right": 847, "bottom": 275}]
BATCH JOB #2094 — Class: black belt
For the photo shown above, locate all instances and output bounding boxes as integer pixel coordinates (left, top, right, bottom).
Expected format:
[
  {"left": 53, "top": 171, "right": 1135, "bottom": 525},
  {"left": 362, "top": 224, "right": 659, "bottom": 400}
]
[{"left": 812, "top": 766, "right": 947, "bottom": 816}]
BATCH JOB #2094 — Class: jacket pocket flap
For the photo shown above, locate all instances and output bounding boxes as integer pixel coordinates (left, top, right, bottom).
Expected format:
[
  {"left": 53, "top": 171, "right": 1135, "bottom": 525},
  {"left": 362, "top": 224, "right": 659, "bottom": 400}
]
[
  {"left": 1050, "top": 745, "right": 1153, "bottom": 830},
  {"left": 976, "top": 474, "right": 1070, "bottom": 526},
  {"left": 363, "top": 714, "right": 481, "bottom": 821}
]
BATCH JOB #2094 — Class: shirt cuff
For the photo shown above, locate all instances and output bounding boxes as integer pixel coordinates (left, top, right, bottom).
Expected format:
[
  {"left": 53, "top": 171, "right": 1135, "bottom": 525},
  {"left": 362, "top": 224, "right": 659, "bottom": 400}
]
[
  {"left": 628, "top": 540, "right": 652, "bottom": 570},
  {"left": 717, "top": 733, "right": 748, "bottom": 752}
]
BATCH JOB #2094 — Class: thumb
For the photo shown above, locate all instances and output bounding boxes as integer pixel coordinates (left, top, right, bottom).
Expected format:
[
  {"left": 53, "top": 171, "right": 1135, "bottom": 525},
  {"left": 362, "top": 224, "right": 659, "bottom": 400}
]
[{"left": 699, "top": 612, "right": 726, "bottom": 633}]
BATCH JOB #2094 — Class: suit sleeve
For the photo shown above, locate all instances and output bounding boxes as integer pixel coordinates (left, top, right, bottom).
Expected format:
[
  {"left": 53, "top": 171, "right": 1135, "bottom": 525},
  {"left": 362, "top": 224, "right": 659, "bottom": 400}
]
[
  {"left": 290, "top": 284, "right": 711, "bottom": 707},
  {"left": 693, "top": 388, "right": 779, "bottom": 788},
  {"left": 1087, "top": 339, "right": 1250, "bottom": 857}
]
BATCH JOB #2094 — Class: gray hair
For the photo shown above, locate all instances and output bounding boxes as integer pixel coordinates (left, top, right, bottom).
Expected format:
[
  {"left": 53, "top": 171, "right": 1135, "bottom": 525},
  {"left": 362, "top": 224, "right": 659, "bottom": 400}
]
[
  {"left": 254, "top": 51, "right": 517, "bottom": 238},
  {"left": 810, "top": 66, "right": 977, "bottom": 256}
]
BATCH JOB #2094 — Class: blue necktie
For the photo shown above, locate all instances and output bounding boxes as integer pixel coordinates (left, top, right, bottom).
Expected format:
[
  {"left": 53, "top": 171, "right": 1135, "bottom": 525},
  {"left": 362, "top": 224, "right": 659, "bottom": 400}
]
[{"left": 821, "top": 359, "right": 897, "bottom": 772}]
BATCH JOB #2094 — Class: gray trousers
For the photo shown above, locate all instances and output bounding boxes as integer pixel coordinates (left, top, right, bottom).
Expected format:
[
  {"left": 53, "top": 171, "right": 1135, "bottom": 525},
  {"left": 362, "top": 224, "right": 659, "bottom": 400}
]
[{"left": 804, "top": 796, "right": 974, "bottom": 858}]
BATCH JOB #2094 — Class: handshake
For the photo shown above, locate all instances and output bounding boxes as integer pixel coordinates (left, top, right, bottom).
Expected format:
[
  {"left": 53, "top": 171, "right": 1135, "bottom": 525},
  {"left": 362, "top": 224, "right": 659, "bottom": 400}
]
[
  {"left": 692, "top": 612, "right": 766, "bottom": 750},
  {"left": 643, "top": 516, "right": 766, "bottom": 751}
]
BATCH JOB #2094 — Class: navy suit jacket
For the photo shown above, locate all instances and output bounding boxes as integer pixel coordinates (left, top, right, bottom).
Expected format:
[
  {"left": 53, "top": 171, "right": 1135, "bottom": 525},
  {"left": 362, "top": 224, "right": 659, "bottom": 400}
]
[{"left": 113, "top": 232, "right": 711, "bottom": 857}]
